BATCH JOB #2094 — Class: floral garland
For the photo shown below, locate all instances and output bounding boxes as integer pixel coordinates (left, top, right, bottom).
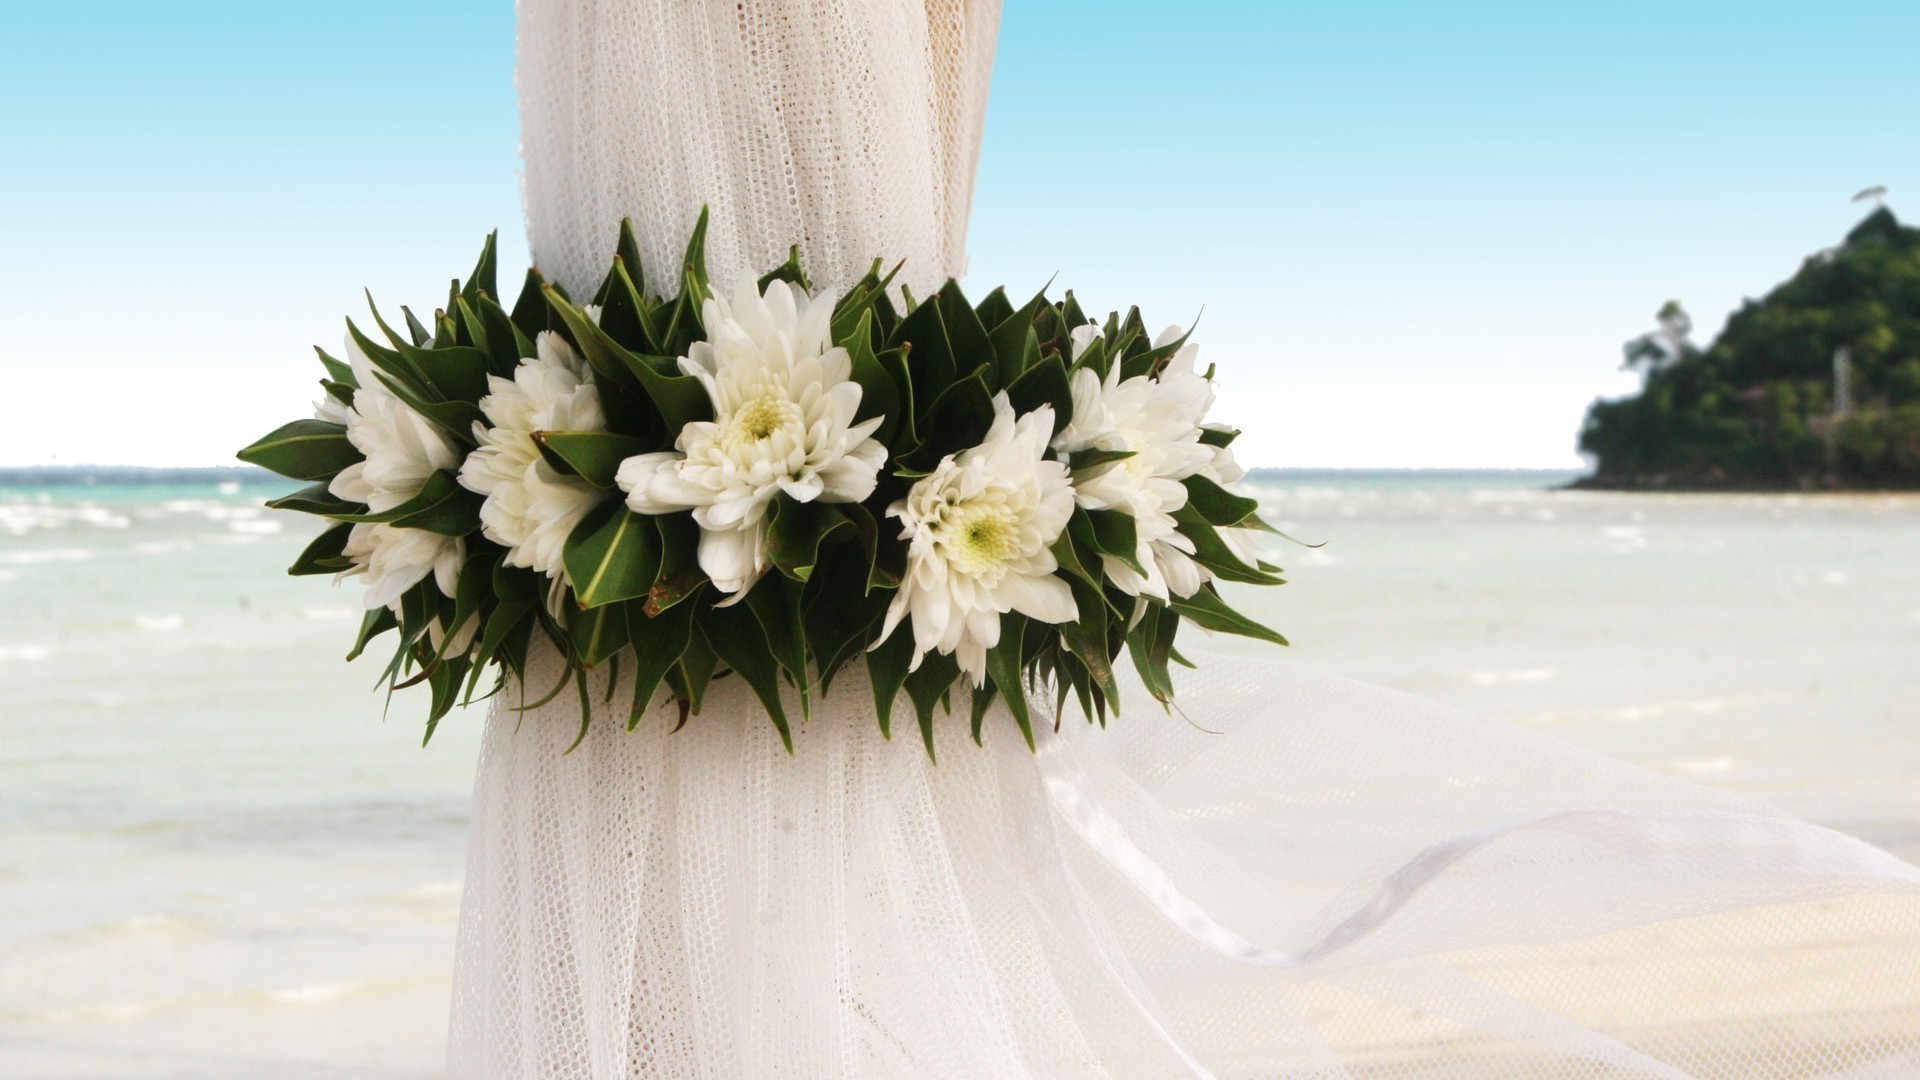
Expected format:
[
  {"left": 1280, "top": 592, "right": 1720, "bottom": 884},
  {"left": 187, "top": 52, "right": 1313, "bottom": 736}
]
[{"left": 240, "top": 213, "right": 1288, "bottom": 755}]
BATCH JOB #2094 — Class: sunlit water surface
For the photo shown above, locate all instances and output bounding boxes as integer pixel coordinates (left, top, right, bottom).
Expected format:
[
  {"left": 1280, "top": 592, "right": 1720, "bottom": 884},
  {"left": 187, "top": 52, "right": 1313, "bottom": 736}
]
[{"left": 2, "top": 470, "right": 1915, "bottom": 1076}]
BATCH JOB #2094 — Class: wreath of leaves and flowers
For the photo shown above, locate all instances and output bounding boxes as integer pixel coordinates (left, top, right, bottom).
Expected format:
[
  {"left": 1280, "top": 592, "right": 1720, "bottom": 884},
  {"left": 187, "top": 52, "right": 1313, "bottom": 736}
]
[{"left": 240, "top": 212, "right": 1288, "bottom": 756}]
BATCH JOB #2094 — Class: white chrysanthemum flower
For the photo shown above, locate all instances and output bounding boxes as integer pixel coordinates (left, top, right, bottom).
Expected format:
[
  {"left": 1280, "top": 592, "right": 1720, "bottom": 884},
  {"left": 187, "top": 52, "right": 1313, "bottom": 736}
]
[
  {"left": 878, "top": 394, "right": 1077, "bottom": 686},
  {"left": 327, "top": 337, "right": 466, "bottom": 608},
  {"left": 617, "top": 275, "right": 887, "bottom": 601},
  {"left": 460, "top": 332, "right": 609, "bottom": 606},
  {"left": 339, "top": 521, "right": 465, "bottom": 611},
  {"left": 314, "top": 392, "right": 354, "bottom": 427},
  {"left": 1051, "top": 325, "right": 1219, "bottom": 599}
]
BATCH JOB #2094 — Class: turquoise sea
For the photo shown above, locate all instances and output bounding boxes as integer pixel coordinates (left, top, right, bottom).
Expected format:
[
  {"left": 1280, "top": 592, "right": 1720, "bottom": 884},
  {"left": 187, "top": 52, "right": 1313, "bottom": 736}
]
[{"left": 2, "top": 470, "right": 1916, "bottom": 1077}]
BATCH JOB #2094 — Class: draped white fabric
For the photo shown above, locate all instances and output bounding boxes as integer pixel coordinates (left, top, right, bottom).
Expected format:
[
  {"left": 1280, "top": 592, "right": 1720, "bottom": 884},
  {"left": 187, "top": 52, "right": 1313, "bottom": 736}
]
[{"left": 450, "top": 2, "right": 1920, "bottom": 1075}]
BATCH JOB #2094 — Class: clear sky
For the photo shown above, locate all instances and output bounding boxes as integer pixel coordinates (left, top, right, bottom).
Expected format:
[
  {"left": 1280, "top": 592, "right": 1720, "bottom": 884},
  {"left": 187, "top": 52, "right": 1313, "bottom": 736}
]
[{"left": 4, "top": 1, "right": 1916, "bottom": 469}]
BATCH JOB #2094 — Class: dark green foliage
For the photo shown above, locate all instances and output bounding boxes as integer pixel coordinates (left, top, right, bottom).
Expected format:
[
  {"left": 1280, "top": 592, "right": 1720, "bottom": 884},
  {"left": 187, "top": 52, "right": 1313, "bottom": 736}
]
[
  {"left": 243, "top": 214, "right": 1290, "bottom": 754},
  {"left": 1581, "top": 208, "right": 1920, "bottom": 490}
]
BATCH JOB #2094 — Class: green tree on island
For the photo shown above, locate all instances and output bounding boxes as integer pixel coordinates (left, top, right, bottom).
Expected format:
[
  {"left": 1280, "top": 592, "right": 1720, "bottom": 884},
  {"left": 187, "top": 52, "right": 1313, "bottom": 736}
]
[{"left": 1579, "top": 206, "right": 1920, "bottom": 489}]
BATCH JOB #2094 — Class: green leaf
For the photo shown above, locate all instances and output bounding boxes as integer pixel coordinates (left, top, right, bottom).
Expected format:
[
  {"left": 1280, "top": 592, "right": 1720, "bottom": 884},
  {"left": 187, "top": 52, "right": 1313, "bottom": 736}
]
[
  {"left": 876, "top": 345, "right": 918, "bottom": 447},
  {"left": 1059, "top": 575, "right": 1122, "bottom": 709},
  {"left": 743, "top": 574, "right": 810, "bottom": 722},
  {"left": 1125, "top": 601, "right": 1180, "bottom": 704},
  {"left": 973, "top": 286, "right": 1015, "bottom": 331},
  {"left": 289, "top": 522, "right": 355, "bottom": 576},
  {"left": 463, "top": 231, "right": 499, "bottom": 302},
  {"left": 400, "top": 306, "right": 434, "bottom": 347},
  {"left": 645, "top": 513, "right": 705, "bottom": 614},
  {"left": 1172, "top": 504, "right": 1282, "bottom": 586},
  {"left": 1069, "top": 448, "right": 1136, "bottom": 472},
  {"left": 236, "top": 420, "right": 358, "bottom": 482},
  {"left": 468, "top": 597, "right": 535, "bottom": 690},
  {"left": 368, "top": 367, "right": 485, "bottom": 441},
  {"left": 898, "top": 368, "right": 994, "bottom": 474},
  {"left": 866, "top": 621, "right": 915, "bottom": 741},
  {"left": 756, "top": 244, "right": 812, "bottom": 294},
  {"left": 1083, "top": 509, "right": 1145, "bottom": 576},
  {"left": 335, "top": 470, "right": 478, "bottom": 535},
  {"left": 532, "top": 431, "right": 649, "bottom": 488},
  {"left": 314, "top": 346, "right": 357, "bottom": 388},
  {"left": 801, "top": 549, "right": 882, "bottom": 695},
  {"left": 983, "top": 614, "right": 1033, "bottom": 749},
  {"left": 767, "top": 498, "right": 853, "bottom": 583},
  {"left": 1005, "top": 354, "right": 1073, "bottom": 438},
  {"left": 933, "top": 281, "right": 994, "bottom": 386},
  {"left": 593, "top": 251, "right": 662, "bottom": 354},
  {"left": 903, "top": 652, "right": 961, "bottom": 761},
  {"left": 675, "top": 622, "right": 717, "bottom": 715},
  {"left": 617, "top": 351, "right": 711, "bottom": 433},
  {"left": 563, "top": 501, "right": 661, "bottom": 609},
  {"left": 1168, "top": 585, "right": 1289, "bottom": 647},
  {"left": 679, "top": 205, "right": 712, "bottom": 307},
  {"left": 615, "top": 217, "right": 647, "bottom": 297},
  {"left": 702, "top": 603, "right": 793, "bottom": 752},
  {"left": 830, "top": 259, "right": 903, "bottom": 344},
  {"left": 345, "top": 603, "right": 397, "bottom": 661},
  {"left": 1197, "top": 424, "right": 1239, "bottom": 448},
  {"left": 624, "top": 600, "right": 695, "bottom": 729},
  {"left": 509, "top": 267, "right": 555, "bottom": 340},
  {"left": 888, "top": 290, "right": 957, "bottom": 406},
  {"left": 365, "top": 300, "right": 492, "bottom": 403},
  {"left": 266, "top": 481, "right": 362, "bottom": 518},
  {"left": 569, "top": 599, "right": 631, "bottom": 667},
  {"left": 543, "top": 286, "right": 641, "bottom": 393},
  {"left": 842, "top": 310, "right": 901, "bottom": 445},
  {"left": 1181, "top": 474, "right": 1261, "bottom": 528}
]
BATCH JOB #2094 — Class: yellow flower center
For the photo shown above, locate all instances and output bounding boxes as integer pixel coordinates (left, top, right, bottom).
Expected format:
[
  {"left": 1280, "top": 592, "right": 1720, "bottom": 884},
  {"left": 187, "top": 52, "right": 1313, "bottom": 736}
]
[
  {"left": 943, "top": 504, "right": 1022, "bottom": 576},
  {"left": 726, "top": 394, "right": 799, "bottom": 446}
]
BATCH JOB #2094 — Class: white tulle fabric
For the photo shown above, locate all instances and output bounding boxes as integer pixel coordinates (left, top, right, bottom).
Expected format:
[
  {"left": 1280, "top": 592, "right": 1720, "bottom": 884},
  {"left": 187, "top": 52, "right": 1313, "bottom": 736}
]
[
  {"left": 450, "top": 2, "right": 1920, "bottom": 1075},
  {"left": 517, "top": 0, "right": 997, "bottom": 300}
]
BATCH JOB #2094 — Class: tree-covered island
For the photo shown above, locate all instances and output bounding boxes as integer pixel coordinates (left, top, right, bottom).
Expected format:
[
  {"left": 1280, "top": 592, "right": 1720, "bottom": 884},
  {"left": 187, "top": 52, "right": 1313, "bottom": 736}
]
[{"left": 1578, "top": 206, "right": 1920, "bottom": 490}]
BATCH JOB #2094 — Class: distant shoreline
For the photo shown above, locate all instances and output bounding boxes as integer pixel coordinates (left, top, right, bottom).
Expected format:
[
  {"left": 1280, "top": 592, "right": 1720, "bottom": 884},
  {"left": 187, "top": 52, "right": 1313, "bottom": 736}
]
[
  {"left": 0, "top": 465, "right": 279, "bottom": 487},
  {"left": 1567, "top": 475, "right": 1920, "bottom": 494}
]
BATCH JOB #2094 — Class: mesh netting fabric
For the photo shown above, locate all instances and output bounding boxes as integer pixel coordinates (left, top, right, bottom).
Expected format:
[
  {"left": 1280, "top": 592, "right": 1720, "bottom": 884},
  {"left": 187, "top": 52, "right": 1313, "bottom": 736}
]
[
  {"left": 448, "top": 651, "right": 1920, "bottom": 1078},
  {"left": 448, "top": 2, "right": 1920, "bottom": 1074},
  {"left": 517, "top": 0, "right": 997, "bottom": 301}
]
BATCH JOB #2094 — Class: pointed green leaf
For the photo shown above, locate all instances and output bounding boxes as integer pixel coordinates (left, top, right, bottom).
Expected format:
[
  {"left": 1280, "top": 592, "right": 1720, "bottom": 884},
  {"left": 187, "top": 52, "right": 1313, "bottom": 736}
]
[
  {"left": 289, "top": 521, "right": 355, "bottom": 577},
  {"left": 267, "top": 480, "right": 362, "bottom": 518},
  {"left": 1181, "top": 474, "right": 1261, "bottom": 528},
  {"left": 767, "top": 498, "right": 853, "bottom": 583},
  {"left": 1005, "top": 354, "right": 1072, "bottom": 438},
  {"left": 532, "top": 431, "right": 649, "bottom": 488},
  {"left": 702, "top": 603, "right": 793, "bottom": 752},
  {"left": 624, "top": 600, "right": 695, "bottom": 729},
  {"left": 646, "top": 513, "right": 705, "bottom": 614},
  {"left": 1168, "top": 585, "right": 1289, "bottom": 647},
  {"left": 569, "top": 599, "right": 631, "bottom": 667},
  {"left": 866, "top": 622, "right": 915, "bottom": 741},
  {"left": 984, "top": 614, "right": 1033, "bottom": 749},
  {"left": 842, "top": 310, "right": 901, "bottom": 444},
  {"left": 237, "top": 420, "right": 358, "bottom": 482},
  {"left": 563, "top": 501, "right": 661, "bottom": 609},
  {"left": 1083, "top": 509, "right": 1145, "bottom": 576}
]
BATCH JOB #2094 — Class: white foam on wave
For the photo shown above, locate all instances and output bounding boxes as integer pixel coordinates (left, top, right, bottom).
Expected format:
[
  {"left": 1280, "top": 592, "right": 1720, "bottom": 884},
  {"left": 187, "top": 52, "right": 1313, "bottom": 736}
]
[
  {"left": 228, "top": 518, "right": 284, "bottom": 535},
  {"left": 1466, "top": 667, "right": 1557, "bottom": 687},
  {"left": 0, "top": 502, "right": 131, "bottom": 535},
  {"left": 1523, "top": 694, "right": 1769, "bottom": 725},
  {"left": 303, "top": 606, "right": 360, "bottom": 621},
  {"left": 1668, "top": 756, "right": 1738, "bottom": 776},
  {"left": 134, "top": 615, "right": 184, "bottom": 633},
  {"left": 0, "top": 547, "right": 91, "bottom": 565},
  {"left": 263, "top": 981, "right": 364, "bottom": 1005},
  {"left": 0, "top": 645, "right": 53, "bottom": 663}
]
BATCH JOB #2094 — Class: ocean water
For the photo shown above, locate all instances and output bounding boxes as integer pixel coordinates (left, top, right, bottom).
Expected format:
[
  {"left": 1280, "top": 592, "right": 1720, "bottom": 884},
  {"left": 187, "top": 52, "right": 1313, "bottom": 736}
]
[{"left": 1, "top": 470, "right": 1916, "bottom": 1076}]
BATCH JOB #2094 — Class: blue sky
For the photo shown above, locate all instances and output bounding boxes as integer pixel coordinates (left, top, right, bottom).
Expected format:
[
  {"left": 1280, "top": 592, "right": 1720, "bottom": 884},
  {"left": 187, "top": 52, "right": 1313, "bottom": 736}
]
[{"left": 4, "top": 1, "right": 1916, "bottom": 468}]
